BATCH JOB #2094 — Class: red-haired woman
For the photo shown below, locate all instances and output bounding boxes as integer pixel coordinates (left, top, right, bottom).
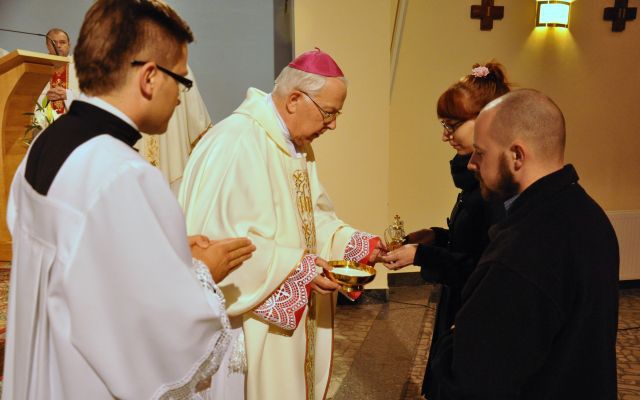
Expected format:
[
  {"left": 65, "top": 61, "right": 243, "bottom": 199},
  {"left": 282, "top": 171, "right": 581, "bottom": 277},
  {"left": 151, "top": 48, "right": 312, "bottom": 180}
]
[{"left": 383, "top": 62, "right": 510, "bottom": 399}]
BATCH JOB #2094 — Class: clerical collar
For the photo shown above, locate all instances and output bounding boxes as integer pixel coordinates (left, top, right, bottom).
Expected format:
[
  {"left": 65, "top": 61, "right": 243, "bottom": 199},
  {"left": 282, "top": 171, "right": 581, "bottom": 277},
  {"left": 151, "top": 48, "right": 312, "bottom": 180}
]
[
  {"left": 25, "top": 96, "right": 142, "bottom": 195},
  {"left": 77, "top": 93, "right": 139, "bottom": 131},
  {"left": 266, "top": 93, "right": 305, "bottom": 158}
]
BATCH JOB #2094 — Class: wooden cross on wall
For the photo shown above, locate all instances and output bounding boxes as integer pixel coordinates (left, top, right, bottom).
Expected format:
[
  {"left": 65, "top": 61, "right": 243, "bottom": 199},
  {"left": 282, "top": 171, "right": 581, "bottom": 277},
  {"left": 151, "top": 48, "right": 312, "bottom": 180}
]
[
  {"left": 471, "top": 0, "right": 504, "bottom": 31},
  {"left": 603, "top": 0, "right": 637, "bottom": 32}
]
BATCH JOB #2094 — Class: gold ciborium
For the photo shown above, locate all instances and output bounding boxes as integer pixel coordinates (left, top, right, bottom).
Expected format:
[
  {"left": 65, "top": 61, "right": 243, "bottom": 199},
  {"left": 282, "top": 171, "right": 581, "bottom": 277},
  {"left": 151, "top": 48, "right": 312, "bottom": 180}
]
[
  {"left": 326, "top": 260, "right": 376, "bottom": 292},
  {"left": 384, "top": 214, "right": 406, "bottom": 250}
]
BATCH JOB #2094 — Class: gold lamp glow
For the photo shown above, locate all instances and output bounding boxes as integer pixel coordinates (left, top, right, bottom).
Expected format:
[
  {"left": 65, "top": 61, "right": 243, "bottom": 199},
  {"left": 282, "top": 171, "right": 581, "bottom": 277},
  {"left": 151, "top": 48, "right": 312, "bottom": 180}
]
[{"left": 536, "top": 1, "right": 571, "bottom": 28}]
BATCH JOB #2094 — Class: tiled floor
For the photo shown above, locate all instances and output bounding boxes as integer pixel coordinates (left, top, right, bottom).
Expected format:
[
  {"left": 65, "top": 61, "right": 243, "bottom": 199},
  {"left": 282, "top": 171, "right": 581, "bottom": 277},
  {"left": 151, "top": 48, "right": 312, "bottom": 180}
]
[
  {"left": 617, "top": 288, "right": 640, "bottom": 399},
  {"left": 329, "top": 284, "right": 640, "bottom": 399}
]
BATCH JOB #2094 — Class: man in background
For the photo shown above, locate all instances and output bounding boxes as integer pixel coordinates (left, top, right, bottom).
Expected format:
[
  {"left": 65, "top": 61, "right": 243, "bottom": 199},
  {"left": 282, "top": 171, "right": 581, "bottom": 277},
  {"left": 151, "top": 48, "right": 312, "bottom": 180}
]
[
  {"left": 431, "top": 89, "right": 619, "bottom": 399},
  {"left": 40, "top": 28, "right": 78, "bottom": 114}
]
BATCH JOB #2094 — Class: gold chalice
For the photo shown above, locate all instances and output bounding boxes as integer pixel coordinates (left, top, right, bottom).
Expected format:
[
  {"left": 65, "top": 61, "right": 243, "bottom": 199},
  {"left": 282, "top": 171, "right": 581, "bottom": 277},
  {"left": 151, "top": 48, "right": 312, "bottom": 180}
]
[{"left": 326, "top": 260, "right": 376, "bottom": 292}]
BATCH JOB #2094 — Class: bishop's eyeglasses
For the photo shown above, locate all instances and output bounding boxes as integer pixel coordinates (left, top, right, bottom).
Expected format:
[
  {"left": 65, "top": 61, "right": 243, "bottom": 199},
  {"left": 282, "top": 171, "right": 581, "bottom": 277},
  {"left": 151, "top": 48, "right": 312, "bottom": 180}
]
[
  {"left": 299, "top": 90, "right": 341, "bottom": 123},
  {"left": 131, "top": 60, "right": 193, "bottom": 93}
]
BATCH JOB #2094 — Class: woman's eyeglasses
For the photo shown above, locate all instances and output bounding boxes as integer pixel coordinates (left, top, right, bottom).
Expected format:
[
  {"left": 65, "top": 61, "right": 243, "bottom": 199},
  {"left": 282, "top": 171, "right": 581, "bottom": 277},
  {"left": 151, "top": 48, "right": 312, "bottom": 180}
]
[{"left": 440, "top": 120, "right": 466, "bottom": 135}]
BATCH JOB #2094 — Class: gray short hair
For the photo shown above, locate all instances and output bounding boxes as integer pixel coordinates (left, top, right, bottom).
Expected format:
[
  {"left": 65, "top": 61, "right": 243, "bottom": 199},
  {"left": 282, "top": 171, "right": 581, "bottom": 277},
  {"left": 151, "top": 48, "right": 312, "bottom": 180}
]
[{"left": 273, "top": 66, "right": 346, "bottom": 97}]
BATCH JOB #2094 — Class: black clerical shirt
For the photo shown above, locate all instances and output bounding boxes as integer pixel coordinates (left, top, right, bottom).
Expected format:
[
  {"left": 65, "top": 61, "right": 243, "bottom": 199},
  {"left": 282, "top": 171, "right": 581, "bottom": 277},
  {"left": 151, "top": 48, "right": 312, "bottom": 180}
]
[{"left": 25, "top": 101, "right": 141, "bottom": 195}]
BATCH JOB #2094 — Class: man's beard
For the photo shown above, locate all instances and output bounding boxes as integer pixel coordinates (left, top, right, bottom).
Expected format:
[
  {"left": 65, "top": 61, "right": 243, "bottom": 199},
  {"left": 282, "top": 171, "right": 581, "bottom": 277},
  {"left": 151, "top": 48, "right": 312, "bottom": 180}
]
[{"left": 477, "top": 154, "right": 519, "bottom": 202}]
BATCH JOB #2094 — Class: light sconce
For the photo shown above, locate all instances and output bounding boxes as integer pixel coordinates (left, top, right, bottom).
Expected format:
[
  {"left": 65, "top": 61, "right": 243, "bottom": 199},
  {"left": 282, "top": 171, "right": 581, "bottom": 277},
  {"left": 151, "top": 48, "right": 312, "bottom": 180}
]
[{"left": 536, "top": 1, "right": 571, "bottom": 28}]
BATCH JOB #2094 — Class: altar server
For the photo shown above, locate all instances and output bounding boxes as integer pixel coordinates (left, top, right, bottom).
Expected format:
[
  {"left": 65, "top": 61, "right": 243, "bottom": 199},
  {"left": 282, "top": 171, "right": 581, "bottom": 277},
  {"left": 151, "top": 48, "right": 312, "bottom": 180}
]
[{"left": 2, "top": 1, "right": 254, "bottom": 399}]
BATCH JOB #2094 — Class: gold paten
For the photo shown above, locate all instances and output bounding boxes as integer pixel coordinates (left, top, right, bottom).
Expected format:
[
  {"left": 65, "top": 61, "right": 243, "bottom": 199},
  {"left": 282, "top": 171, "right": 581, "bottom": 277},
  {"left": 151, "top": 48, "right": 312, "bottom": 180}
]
[{"left": 326, "top": 260, "right": 376, "bottom": 292}]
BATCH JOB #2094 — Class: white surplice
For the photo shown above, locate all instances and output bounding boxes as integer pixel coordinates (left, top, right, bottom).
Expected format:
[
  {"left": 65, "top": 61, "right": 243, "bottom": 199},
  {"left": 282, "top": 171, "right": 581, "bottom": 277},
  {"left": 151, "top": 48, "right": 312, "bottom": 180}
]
[
  {"left": 179, "top": 88, "right": 378, "bottom": 400},
  {"left": 3, "top": 97, "right": 231, "bottom": 400}
]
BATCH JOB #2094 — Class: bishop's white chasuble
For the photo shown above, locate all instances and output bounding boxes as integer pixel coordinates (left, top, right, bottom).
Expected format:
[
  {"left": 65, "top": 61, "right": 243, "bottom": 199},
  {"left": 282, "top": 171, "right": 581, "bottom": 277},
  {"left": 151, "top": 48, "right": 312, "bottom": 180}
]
[{"left": 179, "top": 88, "right": 379, "bottom": 400}]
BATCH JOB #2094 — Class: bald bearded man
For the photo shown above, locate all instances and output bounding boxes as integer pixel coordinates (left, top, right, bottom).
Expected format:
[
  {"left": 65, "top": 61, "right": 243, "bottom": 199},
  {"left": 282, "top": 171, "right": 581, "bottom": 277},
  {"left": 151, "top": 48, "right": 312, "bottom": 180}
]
[{"left": 431, "top": 89, "right": 619, "bottom": 400}]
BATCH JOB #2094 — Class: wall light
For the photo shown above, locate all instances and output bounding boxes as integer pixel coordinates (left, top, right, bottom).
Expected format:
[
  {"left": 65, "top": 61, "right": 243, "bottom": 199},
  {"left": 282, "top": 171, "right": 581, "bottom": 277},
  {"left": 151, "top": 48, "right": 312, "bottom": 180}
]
[{"left": 536, "top": 1, "right": 571, "bottom": 28}]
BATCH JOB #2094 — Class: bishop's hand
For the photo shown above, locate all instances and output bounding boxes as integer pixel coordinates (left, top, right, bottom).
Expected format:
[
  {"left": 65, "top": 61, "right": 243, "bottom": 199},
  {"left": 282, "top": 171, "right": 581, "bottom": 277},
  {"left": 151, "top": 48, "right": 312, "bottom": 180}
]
[
  {"left": 311, "top": 256, "right": 340, "bottom": 294},
  {"left": 368, "top": 239, "right": 388, "bottom": 264}
]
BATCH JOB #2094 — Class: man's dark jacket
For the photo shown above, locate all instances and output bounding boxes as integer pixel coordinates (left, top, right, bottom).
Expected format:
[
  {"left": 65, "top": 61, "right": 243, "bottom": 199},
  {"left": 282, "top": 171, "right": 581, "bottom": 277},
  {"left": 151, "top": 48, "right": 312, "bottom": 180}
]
[
  {"left": 431, "top": 164, "right": 619, "bottom": 400},
  {"left": 415, "top": 153, "right": 504, "bottom": 399}
]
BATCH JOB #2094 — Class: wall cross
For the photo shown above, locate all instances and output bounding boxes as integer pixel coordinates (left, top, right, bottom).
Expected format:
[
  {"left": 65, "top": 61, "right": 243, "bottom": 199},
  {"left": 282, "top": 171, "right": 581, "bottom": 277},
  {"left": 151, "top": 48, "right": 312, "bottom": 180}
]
[
  {"left": 603, "top": 0, "right": 637, "bottom": 32},
  {"left": 471, "top": 0, "right": 504, "bottom": 31}
]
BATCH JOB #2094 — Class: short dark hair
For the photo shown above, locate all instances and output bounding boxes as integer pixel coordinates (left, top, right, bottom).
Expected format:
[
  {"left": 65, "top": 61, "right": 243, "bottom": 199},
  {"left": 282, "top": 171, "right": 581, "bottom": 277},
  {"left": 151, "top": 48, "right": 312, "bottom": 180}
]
[
  {"left": 437, "top": 61, "right": 511, "bottom": 121},
  {"left": 74, "top": 0, "right": 194, "bottom": 96}
]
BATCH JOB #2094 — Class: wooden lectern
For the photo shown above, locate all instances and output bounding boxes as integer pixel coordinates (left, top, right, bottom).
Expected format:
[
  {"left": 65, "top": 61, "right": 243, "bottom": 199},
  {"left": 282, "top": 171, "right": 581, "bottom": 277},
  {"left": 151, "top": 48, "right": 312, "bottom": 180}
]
[{"left": 0, "top": 50, "right": 69, "bottom": 261}]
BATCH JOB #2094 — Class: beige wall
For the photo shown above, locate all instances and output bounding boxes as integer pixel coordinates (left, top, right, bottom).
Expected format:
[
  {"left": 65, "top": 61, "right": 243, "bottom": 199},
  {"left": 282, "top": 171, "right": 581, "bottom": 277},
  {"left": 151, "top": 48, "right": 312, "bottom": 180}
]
[
  {"left": 390, "top": 0, "right": 640, "bottom": 232},
  {"left": 294, "top": 0, "right": 390, "bottom": 236},
  {"left": 294, "top": 0, "right": 640, "bottom": 238}
]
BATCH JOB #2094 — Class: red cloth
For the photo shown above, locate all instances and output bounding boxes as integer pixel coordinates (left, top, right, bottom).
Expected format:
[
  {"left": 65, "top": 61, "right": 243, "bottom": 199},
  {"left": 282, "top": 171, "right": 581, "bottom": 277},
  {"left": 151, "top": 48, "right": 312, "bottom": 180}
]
[
  {"left": 288, "top": 48, "right": 344, "bottom": 77},
  {"left": 362, "top": 236, "right": 381, "bottom": 265},
  {"left": 342, "top": 233, "right": 382, "bottom": 301},
  {"left": 345, "top": 291, "right": 363, "bottom": 301},
  {"left": 50, "top": 65, "right": 68, "bottom": 115}
]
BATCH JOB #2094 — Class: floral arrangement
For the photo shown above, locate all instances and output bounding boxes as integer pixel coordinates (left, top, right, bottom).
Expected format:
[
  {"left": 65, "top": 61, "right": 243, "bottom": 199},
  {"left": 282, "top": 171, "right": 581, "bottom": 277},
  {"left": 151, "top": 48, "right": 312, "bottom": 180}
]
[{"left": 22, "top": 97, "right": 59, "bottom": 146}]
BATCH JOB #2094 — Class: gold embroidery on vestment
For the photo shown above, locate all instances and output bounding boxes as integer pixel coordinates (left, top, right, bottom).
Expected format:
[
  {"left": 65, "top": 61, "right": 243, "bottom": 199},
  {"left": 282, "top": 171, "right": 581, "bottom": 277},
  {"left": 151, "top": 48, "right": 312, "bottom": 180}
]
[
  {"left": 292, "top": 169, "right": 318, "bottom": 399},
  {"left": 293, "top": 170, "right": 317, "bottom": 253},
  {"left": 304, "top": 293, "right": 317, "bottom": 400},
  {"left": 141, "top": 134, "right": 160, "bottom": 167}
]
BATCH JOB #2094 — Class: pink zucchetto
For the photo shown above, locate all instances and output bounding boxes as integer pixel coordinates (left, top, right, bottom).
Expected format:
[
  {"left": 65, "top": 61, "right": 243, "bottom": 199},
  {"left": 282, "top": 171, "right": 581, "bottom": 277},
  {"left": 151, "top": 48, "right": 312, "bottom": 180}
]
[{"left": 288, "top": 48, "right": 344, "bottom": 77}]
